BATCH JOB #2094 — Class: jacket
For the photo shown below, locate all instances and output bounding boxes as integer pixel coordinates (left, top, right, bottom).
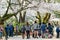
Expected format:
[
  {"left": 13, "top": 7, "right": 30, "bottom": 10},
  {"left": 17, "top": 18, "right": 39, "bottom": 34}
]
[
  {"left": 25, "top": 25, "right": 31, "bottom": 31},
  {"left": 56, "top": 27, "right": 60, "bottom": 33},
  {"left": 41, "top": 23, "right": 47, "bottom": 32}
]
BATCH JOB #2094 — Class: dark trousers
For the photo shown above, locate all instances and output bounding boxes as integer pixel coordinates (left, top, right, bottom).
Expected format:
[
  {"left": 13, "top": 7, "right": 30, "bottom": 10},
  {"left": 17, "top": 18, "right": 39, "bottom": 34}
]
[
  {"left": 16, "top": 30, "right": 18, "bottom": 36},
  {"left": 9, "top": 31, "right": 13, "bottom": 37},
  {"left": 49, "top": 31, "right": 53, "bottom": 36},
  {"left": 26, "top": 30, "right": 30, "bottom": 39},
  {"left": 6, "top": 31, "right": 10, "bottom": 38},
  {"left": 57, "top": 32, "right": 59, "bottom": 38},
  {"left": 32, "top": 33, "right": 34, "bottom": 38},
  {"left": 38, "top": 30, "right": 41, "bottom": 37}
]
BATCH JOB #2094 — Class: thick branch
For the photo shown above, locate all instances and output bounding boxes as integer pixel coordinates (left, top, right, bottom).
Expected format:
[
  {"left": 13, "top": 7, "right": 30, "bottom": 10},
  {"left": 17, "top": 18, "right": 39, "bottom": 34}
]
[{"left": 2, "top": 13, "right": 17, "bottom": 21}]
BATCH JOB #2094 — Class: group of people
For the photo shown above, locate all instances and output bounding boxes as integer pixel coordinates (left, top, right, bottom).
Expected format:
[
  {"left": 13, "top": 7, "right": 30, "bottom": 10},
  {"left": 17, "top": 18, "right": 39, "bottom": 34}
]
[
  {"left": 0, "top": 21, "right": 60, "bottom": 39},
  {"left": 21, "top": 21, "right": 54, "bottom": 39},
  {"left": 5, "top": 24, "right": 14, "bottom": 38},
  {"left": 0, "top": 24, "right": 14, "bottom": 39}
]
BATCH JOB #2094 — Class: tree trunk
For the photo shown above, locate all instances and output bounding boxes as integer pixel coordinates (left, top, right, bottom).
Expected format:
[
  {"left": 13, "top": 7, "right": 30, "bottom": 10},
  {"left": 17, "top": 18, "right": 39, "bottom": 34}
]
[
  {"left": 19, "top": 12, "right": 23, "bottom": 23},
  {"left": 22, "top": 11, "right": 26, "bottom": 23},
  {"left": 19, "top": 11, "right": 26, "bottom": 23},
  {"left": 43, "top": 13, "right": 51, "bottom": 24},
  {"left": 36, "top": 11, "right": 41, "bottom": 24}
]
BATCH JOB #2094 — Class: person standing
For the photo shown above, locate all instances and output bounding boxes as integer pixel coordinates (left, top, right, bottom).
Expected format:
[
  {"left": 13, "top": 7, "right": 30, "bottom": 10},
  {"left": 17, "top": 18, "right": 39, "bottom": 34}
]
[
  {"left": 21, "top": 25, "right": 26, "bottom": 39},
  {"left": 56, "top": 24, "right": 60, "bottom": 38},
  {"left": 38, "top": 23, "right": 41, "bottom": 37},
  {"left": 25, "top": 22, "right": 31, "bottom": 39},
  {"left": 41, "top": 22, "right": 47, "bottom": 38},
  {"left": 47, "top": 23, "right": 53, "bottom": 36},
  {"left": 5, "top": 24, "right": 10, "bottom": 38},
  {"left": 9, "top": 24, "right": 14, "bottom": 37},
  {"left": 32, "top": 21, "right": 38, "bottom": 38}
]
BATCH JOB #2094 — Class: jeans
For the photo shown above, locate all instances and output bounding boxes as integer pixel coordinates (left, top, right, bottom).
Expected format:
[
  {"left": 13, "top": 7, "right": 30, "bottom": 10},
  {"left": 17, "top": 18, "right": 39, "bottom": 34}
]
[
  {"left": 10, "top": 31, "right": 13, "bottom": 37},
  {"left": 6, "top": 31, "right": 10, "bottom": 38}
]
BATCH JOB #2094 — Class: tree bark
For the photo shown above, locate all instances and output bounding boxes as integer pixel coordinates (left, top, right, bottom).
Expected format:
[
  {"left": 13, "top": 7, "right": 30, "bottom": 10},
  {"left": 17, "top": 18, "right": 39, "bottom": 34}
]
[
  {"left": 36, "top": 11, "right": 41, "bottom": 24},
  {"left": 43, "top": 13, "right": 51, "bottom": 23},
  {"left": 19, "top": 11, "right": 26, "bottom": 23}
]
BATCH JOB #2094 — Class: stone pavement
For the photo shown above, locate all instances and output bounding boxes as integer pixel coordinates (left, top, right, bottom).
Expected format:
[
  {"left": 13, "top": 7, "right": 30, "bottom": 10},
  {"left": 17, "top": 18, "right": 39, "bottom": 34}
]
[{"left": 0, "top": 35, "right": 60, "bottom": 40}]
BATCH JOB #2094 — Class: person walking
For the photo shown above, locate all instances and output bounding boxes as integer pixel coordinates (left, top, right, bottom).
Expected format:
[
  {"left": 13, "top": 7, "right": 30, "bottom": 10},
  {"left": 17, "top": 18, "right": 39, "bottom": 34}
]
[
  {"left": 21, "top": 25, "right": 26, "bottom": 39},
  {"left": 25, "top": 22, "right": 31, "bottom": 39}
]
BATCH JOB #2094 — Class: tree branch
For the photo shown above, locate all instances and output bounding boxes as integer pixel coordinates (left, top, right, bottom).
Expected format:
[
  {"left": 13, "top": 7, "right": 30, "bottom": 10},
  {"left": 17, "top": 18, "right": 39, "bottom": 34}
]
[
  {"left": 3, "top": 0, "right": 11, "bottom": 18},
  {"left": 10, "top": 6, "right": 14, "bottom": 11},
  {"left": 11, "top": 3, "right": 19, "bottom": 5},
  {"left": 2, "top": 13, "right": 17, "bottom": 21},
  {"left": 25, "top": 0, "right": 32, "bottom": 4},
  {"left": 17, "top": 0, "right": 21, "bottom": 6}
]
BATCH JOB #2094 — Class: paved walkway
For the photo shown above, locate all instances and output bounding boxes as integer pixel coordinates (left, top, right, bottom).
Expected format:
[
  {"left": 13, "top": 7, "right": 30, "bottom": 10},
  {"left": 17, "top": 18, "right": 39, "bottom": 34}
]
[{"left": 0, "top": 36, "right": 60, "bottom": 40}]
